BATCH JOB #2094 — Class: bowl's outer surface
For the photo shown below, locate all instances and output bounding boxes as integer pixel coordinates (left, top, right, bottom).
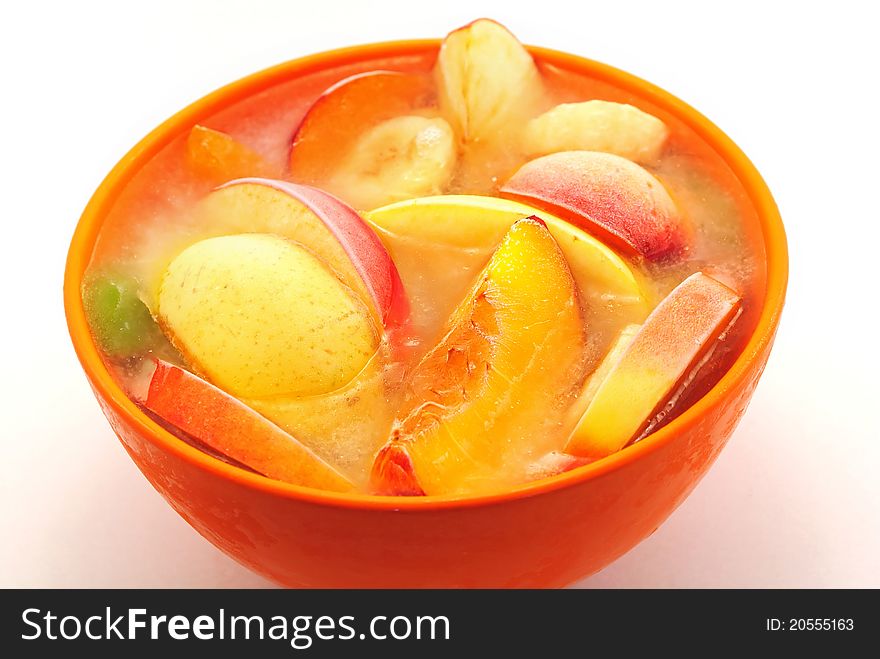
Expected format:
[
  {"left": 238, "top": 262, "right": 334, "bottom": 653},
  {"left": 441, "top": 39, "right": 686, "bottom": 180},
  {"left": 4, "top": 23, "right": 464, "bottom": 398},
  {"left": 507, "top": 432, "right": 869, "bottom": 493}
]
[
  {"left": 98, "top": 345, "right": 770, "bottom": 587},
  {"left": 66, "top": 40, "right": 787, "bottom": 588}
]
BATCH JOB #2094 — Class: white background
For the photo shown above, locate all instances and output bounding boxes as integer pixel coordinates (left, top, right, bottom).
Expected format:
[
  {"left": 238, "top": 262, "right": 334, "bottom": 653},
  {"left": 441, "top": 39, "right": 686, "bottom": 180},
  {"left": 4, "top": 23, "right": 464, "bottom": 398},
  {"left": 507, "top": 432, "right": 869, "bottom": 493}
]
[{"left": 2, "top": 0, "right": 878, "bottom": 588}]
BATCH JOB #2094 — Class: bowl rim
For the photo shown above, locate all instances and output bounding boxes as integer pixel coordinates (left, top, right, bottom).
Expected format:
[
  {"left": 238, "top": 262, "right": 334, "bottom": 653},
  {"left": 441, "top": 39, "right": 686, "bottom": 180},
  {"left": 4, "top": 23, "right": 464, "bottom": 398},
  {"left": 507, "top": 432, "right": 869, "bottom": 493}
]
[{"left": 64, "top": 38, "right": 788, "bottom": 512}]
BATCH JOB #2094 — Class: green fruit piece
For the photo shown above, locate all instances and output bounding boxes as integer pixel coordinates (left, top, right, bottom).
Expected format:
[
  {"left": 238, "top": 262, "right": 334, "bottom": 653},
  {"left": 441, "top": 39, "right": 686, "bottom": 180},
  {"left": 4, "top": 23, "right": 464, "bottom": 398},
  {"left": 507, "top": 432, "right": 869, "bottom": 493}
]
[{"left": 83, "top": 271, "right": 161, "bottom": 358}]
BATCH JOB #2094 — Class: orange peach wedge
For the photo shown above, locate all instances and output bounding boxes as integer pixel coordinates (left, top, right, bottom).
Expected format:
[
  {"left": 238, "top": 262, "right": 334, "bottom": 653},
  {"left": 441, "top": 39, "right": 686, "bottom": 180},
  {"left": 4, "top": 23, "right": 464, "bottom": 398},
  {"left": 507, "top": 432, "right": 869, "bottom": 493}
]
[
  {"left": 371, "top": 217, "right": 586, "bottom": 496},
  {"left": 187, "top": 178, "right": 409, "bottom": 330},
  {"left": 500, "top": 150, "right": 688, "bottom": 262},
  {"left": 143, "top": 360, "right": 353, "bottom": 492},
  {"left": 186, "top": 125, "right": 276, "bottom": 183},
  {"left": 289, "top": 70, "right": 436, "bottom": 185},
  {"left": 565, "top": 272, "right": 742, "bottom": 459}
]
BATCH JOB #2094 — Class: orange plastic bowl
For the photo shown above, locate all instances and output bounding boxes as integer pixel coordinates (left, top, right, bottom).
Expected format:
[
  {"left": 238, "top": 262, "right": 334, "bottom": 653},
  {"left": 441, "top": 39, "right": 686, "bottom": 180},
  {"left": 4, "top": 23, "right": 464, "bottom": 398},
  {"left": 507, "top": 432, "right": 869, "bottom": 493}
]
[{"left": 64, "top": 40, "right": 787, "bottom": 588}]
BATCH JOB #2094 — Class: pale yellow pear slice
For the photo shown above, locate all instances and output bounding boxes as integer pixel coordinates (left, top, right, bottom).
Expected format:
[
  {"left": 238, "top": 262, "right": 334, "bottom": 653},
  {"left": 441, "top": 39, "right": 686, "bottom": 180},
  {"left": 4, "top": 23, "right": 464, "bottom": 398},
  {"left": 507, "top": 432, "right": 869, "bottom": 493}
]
[
  {"left": 366, "top": 194, "right": 650, "bottom": 322},
  {"left": 157, "top": 234, "right": 378, "bottom": 399},
  {"left": 156, "top": 233, "right": 390, "bottom": 485}
]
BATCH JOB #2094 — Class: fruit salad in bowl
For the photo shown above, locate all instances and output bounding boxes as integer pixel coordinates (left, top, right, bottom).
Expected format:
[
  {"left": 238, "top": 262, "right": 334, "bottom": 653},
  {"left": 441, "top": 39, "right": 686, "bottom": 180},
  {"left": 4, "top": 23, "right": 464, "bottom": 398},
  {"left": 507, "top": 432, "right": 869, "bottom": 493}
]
[{"left": 66, "top": 19, "right": 786, "bottom": 586}]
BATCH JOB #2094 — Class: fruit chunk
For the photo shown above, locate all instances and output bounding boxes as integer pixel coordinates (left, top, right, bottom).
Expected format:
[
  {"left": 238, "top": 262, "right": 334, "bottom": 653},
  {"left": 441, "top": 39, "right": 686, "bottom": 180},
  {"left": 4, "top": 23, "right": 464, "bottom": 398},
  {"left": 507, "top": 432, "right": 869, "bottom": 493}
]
[
  {"left": 325, "top": 115, "right": 456, "bottom": 210},
  {"left": 522, "top": 101, "right": 669, "bottom": 163},
  {"left": 157, "top": 234, "right": 378, "bottom": 399},
  {"left": 565, "top": 323, "right": 641, "bottom": 429},
  {"left": 186, "top": 125, "right": 276, "bottom": 182},
  {"left": 188, "top": 179, "right": 409, "bottom": 329},
  {"left": 289, "top": 70, "right": 436, "bottom": 184},
  {"left": 565, "top": 273, "right": 742, "bottom": 459},
  {"left": 366, "top": 194, "right": 648, "bottom": 317},
  {"left": 245, "top": 353, "right": 396, "bottom": 487},
  {"left": 143, "top": 360, "right": 354, "bottom": 491},
  {"left": 371, "top": 442, "right": 425, "bottom": 496},
  {"left": 83, "top": 271, "right": 162, "bottom": 358},
  {"left": 435, "top": 19, "right": 542, "bottom": 144},
  {"left": 371, "top": 218, "right": 586, "bottom": 496},
  {"left": 500, "top": 151, "right": 687, "bottom": 262}
]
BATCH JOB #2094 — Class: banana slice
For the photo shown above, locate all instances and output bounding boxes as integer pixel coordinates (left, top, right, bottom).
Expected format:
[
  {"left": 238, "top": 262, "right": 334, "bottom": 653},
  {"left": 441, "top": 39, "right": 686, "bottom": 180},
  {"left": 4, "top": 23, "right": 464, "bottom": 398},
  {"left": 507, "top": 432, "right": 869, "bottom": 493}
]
[
  {"left": 522, "top": 101, "right": 669, "bottom": 163},
  {"left": 325, "top": 115, "right": 456, "bottom": 211},
  {"left": 436, "top": 19, "right": 543, "bottom": 145}
]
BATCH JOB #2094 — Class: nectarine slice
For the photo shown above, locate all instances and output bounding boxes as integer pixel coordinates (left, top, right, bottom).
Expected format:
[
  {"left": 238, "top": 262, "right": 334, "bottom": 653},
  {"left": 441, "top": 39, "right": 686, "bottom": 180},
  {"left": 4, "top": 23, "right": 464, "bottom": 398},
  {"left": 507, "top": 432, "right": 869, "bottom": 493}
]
[
  {"left": 289, "top": 70, "right": 436, "bottom": 184},
  {"left": 188, "top": 179, "right": 409, "bottom": 330},
  {"left": 143, "top": 360, "right": 353, "bottom": 492},
  {"left": 500, "top": 151, "right": 688, "bottom": 262},
  {"left": 186, "top": 125, "right": 276, "bottom": 183},
  {"left": 565, "top": 272, "right": 742, "bottom": 459},
  {"left": 371, "top": 217, "right": 586, "bottom": 496}
]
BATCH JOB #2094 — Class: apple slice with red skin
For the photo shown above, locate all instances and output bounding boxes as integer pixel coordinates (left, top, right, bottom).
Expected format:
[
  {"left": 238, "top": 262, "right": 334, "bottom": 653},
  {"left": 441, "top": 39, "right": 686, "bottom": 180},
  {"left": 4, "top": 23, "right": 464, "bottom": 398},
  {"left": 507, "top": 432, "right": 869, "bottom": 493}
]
[
  {"left": 289, "top": 70, "right": 436, "bottom": 185},
  {"left": 565, "top": 272, "right": 742, "bottom": 459},
  {"left": 143, "top": 360, "right": 354, "bottom": 492},
  {"left": 500, "top": 150, "right": 688, "bottom": 262},
  {"left": 186, "top": 125, "right": 277, "bottom": 183},
  {"left": 196, "top": 178, "right": 410, "bottom": 332}
]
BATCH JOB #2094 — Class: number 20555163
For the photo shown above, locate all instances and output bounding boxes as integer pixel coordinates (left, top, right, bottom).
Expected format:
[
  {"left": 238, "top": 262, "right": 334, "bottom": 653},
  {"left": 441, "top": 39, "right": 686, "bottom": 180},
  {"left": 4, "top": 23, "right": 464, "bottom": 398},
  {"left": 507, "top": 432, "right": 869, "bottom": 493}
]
[{"left": 766, "top": 618, "right": 854, "bottom": 631}]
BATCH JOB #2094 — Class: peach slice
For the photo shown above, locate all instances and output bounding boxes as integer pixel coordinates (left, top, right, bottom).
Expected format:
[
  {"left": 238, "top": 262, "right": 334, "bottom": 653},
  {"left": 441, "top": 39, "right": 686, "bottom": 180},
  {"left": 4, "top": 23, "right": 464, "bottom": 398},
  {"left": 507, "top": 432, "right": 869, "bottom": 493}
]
[
  {"left": 186, "top": 125, "right": 276, "bottom": 182},
  {"left": 371, "top": 217, "right": 586, "bottom": 496},
  {"left": 500, "top": 151, "right": 688, "bottom": 262},
  {"left": 522, "top": 101, "right": 669, "bottom": 163},
  {"left": 157, "top": 234, "right": 379, "bottom": 399},
  {"left": 366, "top": 194, "right": 650, "bottom": 337},
  {"left": 143, "top": 360, "right": 354, "bottom": 492},
  {"left": 565, "top": 272, "right": 742, "bottom": 459},
  {"left": 435, "top": 19, "right": 543, "bottom": 144},
  {"left": 289, "top": 70, "right": 436, "bottom": 184},
  {"left": 187, "top": 178, "right": 409, "bottom": 330}
]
